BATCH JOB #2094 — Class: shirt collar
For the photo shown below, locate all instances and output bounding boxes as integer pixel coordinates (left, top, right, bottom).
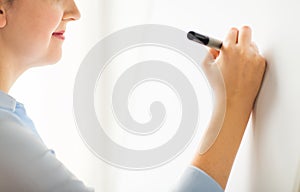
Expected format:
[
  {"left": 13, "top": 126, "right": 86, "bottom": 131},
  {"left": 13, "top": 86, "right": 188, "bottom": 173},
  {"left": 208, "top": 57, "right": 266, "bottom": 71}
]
[{"left": 0, "top": 90, "right": 17, "bottom": 112}]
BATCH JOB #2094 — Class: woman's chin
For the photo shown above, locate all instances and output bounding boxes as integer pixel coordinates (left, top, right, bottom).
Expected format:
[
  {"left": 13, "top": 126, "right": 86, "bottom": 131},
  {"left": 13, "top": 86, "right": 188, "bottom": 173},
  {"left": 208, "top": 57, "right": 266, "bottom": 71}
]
[
  {"left": 30, "top": 55, "right": 62, "bottom": 68},
  {"left": 44, "top": 52, "right": 63, "bottom": 66}
]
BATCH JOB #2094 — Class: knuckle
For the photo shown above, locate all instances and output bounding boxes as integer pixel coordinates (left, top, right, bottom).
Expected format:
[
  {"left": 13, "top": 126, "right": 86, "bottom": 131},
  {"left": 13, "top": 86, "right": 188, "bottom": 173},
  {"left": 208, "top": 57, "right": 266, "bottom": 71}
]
[
  {"left": 222, "top": 43, "right": 234, "bottom": 52},
  {"left": 258, "top": 55, "right": 266, "bottom": 65},
  {"left": 256, "top": 56, "right": 267, "bottom": 71}
]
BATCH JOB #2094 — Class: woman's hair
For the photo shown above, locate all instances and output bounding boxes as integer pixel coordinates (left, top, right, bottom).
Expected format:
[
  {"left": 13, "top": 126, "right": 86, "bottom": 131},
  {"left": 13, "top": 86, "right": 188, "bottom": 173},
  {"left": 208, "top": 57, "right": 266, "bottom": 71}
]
[
  {"left": 0, "top": 0, "right": 13, "bottom": 5},
  {"left": 0, "top": 0, "right": 13, "bottom": 11}
]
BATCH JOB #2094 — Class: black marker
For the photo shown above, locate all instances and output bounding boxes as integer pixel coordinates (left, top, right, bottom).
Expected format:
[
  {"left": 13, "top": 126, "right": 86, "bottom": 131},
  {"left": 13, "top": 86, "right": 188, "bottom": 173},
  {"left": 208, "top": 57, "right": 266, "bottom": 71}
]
[{"left": 187, "top": 31, "right": 222, "bottom": 50}]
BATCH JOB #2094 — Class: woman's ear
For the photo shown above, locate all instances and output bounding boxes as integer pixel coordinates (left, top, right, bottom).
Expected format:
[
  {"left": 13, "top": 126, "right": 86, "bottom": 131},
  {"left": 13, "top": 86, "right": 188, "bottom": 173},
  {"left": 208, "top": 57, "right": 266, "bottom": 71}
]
[{"left": 0, "top": 8, "right": 7, "bottom": 28}]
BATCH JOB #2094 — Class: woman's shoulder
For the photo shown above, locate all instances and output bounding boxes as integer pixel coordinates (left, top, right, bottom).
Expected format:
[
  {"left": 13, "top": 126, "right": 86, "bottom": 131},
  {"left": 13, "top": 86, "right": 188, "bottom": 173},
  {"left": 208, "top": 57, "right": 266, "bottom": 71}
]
[
  {"left": 0, "top": 107, "right": 48, "bottom": 156},
  {"left": 0, "top": 107, "right": 24, "bottom": 127}
]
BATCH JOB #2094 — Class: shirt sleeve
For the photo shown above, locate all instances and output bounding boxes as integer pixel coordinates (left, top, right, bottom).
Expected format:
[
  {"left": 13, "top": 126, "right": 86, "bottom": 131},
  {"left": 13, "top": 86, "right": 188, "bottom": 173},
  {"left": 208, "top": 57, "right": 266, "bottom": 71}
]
[
  {"left": 172, "top": 166, "right": 224, "bottom": 192},
  {"left": 0, "top": 112, "right": 94, "bottom": 192}
]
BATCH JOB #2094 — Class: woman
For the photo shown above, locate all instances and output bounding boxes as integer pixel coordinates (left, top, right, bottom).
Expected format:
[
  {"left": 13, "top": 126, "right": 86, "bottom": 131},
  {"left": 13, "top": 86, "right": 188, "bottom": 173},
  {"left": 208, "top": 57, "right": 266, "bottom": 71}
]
[
  {"left": 0, "top": 0, "right": 266, "bottom": 191},
  {"left": 0, "top": 0, "right": 92, "bottom": 191}
]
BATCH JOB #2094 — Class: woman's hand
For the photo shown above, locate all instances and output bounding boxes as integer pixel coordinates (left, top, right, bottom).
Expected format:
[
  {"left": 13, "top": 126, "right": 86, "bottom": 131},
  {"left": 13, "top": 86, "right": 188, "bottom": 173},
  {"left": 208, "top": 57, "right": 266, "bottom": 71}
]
[{"left": 202, "top": 26, "right": 266, "bottom": 109}]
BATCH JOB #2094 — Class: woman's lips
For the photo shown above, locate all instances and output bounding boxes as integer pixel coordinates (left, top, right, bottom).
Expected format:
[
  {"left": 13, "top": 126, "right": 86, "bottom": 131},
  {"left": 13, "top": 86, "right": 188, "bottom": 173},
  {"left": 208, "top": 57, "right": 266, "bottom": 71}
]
[{"left": 52, "top": 31, "right": 65, "bottom": 40}]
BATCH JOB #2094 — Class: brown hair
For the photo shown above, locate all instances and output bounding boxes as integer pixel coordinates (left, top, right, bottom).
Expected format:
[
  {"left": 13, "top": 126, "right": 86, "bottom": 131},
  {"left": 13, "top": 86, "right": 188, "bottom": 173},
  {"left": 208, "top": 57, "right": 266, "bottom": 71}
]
[
  {"left": 0, "top": 0, "right": 13, "bottom": 13},
  {"left": 0, "top": 0, "right": 13, "bottom": 6}
]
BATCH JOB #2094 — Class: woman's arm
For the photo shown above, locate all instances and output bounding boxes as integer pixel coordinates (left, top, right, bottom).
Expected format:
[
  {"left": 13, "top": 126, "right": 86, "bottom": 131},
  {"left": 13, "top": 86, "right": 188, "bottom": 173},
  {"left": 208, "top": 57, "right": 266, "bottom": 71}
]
[{"left": 192, "top": 26, "right": 266, "bottom": 189}]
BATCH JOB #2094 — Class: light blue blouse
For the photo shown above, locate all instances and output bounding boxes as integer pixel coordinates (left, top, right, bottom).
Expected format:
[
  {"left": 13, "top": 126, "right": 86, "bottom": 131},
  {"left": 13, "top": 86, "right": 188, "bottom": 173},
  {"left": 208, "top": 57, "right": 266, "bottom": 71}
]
[{"left": 0, "top": 90, "right": 223, "bottom": 192}]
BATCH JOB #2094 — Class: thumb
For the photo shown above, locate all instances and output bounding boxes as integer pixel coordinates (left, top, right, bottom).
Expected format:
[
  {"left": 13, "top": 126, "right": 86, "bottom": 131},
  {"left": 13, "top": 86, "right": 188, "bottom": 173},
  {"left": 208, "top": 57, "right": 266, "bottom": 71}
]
[
  {"left": 201, "top": 48, "right": 219, "bottom": 73},
  {"left": 209, "top": 48, "right": 220, "bottom": 59}
]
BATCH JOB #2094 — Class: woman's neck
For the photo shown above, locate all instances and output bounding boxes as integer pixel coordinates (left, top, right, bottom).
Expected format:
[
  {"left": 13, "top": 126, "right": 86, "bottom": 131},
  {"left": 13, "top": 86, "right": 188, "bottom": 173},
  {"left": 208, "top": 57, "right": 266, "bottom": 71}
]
[
  {"left": 0, "top": 45, "right": 28, "bottom": 93},
  {"left": 0, "top": 66, "right": 15, "bottom": 93},
  {"left": 0, "top": 59, "right": 24, "bottom": 93}
]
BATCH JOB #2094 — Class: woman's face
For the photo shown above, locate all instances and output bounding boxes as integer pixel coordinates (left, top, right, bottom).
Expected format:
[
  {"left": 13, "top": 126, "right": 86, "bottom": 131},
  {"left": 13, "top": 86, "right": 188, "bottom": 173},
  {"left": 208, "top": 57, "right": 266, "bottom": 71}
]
[{"left": 1, "top": 0, "right": 81, "bottom": 68}]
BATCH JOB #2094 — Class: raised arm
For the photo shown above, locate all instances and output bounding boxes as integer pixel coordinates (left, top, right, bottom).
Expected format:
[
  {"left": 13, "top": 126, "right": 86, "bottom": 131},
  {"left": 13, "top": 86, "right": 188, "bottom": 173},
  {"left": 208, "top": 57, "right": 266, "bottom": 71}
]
[{"left": 192, "top": 26, "right": 266, "bottom": 189}]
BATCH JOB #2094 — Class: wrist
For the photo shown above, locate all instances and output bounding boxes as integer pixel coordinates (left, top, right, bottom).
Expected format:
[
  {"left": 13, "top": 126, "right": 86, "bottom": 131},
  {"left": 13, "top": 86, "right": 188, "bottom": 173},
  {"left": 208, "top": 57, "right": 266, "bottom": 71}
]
[
  {"left": 226, "top": 96, "right": 254, "bottom": 116},
  {"left": 212, "top": 96, "right": 253, "bottom": 120}
]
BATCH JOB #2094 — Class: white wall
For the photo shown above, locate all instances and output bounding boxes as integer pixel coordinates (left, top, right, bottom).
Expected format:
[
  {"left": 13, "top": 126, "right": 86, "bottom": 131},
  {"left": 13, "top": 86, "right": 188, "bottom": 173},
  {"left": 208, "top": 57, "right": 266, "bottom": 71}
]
[{"left": 11, "top": 0, "right": 300, "bottom": 191}]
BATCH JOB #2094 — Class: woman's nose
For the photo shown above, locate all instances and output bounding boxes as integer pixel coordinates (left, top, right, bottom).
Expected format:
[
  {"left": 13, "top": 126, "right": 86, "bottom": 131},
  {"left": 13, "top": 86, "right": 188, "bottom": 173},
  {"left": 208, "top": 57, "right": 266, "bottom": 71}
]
[{"left": 62, "top": 0, "right": 81, "bottom": 22}]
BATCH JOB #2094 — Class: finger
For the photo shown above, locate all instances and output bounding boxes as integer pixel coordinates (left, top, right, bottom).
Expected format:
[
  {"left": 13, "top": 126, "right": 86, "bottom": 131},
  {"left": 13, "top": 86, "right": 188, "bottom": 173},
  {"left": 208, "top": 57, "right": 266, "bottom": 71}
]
[
  {"left": 251, "top": 42, "right": 259, "bottom": 52},
  {"left": 223, "top": 28, "right": 239, "bottom": 47},
  {"left": 201, "top": 49, "right": 216, "bottom": 70},
  {"left": 238, "top": 26, "right": 252, "bottom": 46}
]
